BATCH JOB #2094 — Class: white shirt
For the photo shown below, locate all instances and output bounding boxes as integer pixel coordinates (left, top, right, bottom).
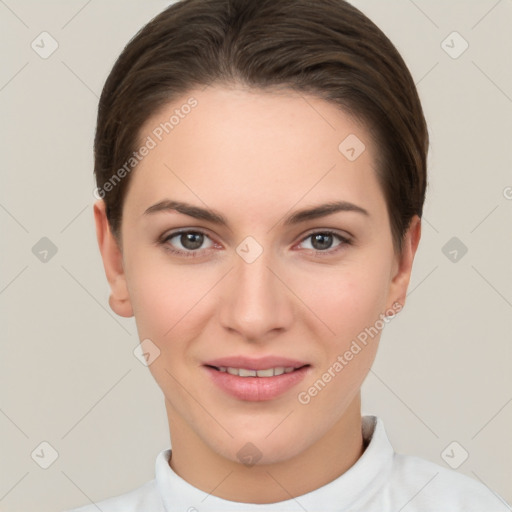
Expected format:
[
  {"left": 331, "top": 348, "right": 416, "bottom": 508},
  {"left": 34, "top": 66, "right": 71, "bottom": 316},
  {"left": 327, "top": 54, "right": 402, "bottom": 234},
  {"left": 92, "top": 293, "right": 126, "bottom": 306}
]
[{"left": 64, "top": 416, "right": 509, "bottom": 511}]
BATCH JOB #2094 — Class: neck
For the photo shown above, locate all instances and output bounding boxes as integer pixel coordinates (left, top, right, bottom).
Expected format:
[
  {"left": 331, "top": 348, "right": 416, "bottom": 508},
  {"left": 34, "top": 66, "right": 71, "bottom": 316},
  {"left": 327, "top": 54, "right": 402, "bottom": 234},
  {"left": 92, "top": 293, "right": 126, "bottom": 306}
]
[{"left": 166, "top": 395, "right": 365, "bottom": 504}]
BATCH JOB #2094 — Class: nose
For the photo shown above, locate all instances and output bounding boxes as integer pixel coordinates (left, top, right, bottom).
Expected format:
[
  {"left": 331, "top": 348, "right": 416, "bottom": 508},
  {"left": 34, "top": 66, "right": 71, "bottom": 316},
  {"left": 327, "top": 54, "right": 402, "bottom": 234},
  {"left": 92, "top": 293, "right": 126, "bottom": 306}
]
[{"left": 219, "top": 244, "right": 295, "bottom": 343}]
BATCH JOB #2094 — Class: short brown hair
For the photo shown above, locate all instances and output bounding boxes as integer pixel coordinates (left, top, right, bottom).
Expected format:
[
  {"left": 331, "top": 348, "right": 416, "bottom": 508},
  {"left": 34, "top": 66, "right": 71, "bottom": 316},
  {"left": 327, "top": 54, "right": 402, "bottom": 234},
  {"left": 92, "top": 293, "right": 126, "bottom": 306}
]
[{"left": 94, "top": 0, "right": 428, "bottom": 253}]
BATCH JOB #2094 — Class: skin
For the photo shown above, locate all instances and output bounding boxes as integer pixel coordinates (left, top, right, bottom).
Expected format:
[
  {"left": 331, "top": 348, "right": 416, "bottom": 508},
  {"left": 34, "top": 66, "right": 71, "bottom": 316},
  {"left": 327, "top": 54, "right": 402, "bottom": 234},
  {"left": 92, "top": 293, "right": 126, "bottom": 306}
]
[{"left": 94, "top": 84, "right": 421, "bottom": 503}]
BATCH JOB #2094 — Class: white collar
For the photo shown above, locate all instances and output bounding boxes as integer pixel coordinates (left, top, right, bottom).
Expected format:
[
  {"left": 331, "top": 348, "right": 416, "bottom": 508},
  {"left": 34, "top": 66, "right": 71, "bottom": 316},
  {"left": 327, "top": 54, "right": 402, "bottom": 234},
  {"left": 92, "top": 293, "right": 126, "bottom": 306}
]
[{"left": 154, "top": 415, "right": 394, "bottom": 511}]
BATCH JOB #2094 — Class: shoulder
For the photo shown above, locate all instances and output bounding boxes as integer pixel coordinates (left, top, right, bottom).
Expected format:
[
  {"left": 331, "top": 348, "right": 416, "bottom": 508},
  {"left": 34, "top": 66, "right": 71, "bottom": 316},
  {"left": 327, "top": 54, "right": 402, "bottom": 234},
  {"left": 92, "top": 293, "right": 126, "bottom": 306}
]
[
  {"left": 62, "top": 479, "right": 162, "bottom": 512},
  {"left": 382, "top": 453, "right": 508, "bottom": 511}
]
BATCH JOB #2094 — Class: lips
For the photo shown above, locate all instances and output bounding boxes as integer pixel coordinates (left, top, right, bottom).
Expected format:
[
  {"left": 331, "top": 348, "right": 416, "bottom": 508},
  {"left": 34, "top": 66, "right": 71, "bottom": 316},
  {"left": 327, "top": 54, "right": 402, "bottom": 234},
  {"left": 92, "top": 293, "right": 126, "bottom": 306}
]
[
  {"left": 215, "top": 366, "right": 297, "bottom": 377},
  {"left": 203, "top": 356, "right": 311, "bottom": 401}
]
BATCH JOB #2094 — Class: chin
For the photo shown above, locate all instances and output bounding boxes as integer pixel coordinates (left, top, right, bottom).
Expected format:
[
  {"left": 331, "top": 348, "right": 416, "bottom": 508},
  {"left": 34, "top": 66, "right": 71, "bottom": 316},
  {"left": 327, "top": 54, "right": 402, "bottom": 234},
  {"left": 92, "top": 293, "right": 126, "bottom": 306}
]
[{"left": 210, "top": 426, "right": 313, "bottom": 467}]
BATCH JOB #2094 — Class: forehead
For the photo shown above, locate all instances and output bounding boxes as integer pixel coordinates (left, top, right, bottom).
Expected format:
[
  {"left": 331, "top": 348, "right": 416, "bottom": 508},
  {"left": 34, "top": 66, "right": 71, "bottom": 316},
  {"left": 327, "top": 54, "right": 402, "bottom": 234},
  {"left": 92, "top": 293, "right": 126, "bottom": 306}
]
[{"left": 124, "top": 85, "right": 386, "bottom": 222}]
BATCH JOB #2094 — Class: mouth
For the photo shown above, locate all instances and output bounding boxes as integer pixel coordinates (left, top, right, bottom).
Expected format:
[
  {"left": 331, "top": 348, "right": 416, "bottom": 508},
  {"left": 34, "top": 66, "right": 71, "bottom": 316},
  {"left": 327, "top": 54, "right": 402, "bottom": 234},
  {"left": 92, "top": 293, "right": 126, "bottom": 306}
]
[
  {"left": 205, "top": 364, "right": 309, "bottom": 377},
  {"left": 202, "top": 358, "right": 311, "bottom": 401}
]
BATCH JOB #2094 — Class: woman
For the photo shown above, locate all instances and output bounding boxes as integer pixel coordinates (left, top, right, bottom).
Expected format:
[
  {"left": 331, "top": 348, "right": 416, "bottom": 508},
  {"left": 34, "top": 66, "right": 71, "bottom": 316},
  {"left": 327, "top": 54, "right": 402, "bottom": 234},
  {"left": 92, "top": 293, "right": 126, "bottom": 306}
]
[{"left": 67, "top": 0, "right": 507, "bottom": 510}]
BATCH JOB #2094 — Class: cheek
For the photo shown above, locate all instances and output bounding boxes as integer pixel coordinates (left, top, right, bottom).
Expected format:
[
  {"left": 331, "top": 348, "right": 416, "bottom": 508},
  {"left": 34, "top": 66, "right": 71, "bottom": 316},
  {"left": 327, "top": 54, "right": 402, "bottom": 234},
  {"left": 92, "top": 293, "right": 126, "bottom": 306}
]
[
  {"left": 126, "top": 253, "right": 213, "bottom": 339},
  {"left": 298, "top": 258, "right": 391, "bottom": 343},
  {"left": 127, "top": 262, "right": 209, "bottom": 387},
  {"left": 295, "top": 265, "right": 389, "bottom": 418}
]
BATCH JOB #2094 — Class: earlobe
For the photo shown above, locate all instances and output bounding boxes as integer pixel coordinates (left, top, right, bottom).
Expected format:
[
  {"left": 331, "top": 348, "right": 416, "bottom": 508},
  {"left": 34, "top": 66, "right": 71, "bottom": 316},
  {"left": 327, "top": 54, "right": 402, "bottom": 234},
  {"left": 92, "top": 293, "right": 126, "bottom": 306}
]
[
  {"left": 93, "top": 199, "right": 134, "bottom": 318},
  {"left": 387, "top": 215, "right": 422, "bottom": 311}
]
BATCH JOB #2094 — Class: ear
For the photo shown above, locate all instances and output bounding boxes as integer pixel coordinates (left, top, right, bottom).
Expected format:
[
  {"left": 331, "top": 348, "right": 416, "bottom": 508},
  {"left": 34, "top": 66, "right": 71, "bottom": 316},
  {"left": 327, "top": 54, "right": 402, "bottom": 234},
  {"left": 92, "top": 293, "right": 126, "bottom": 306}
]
[
  {"left": 386, "top": 215, "right": 422, "bottom": 311},
  {"left": 93, "top": 199, "right": 134, "bottom": 318}
]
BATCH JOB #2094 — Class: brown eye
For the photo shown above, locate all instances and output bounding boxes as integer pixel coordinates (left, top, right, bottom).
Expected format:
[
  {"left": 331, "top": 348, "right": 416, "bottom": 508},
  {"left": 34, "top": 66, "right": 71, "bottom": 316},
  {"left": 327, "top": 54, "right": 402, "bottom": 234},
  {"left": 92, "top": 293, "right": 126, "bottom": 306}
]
[
  {"left": 179, "top": 232, "right": 204, "bottom": 250},
  {"left": 161, "top": 230, "right": 215, "bottom": 257},
  {"left": 310, "top": 233, "right": 334, "bottom": 250},
  {"left": 298, "top": 231, "right": 351, "bottom": 254}
]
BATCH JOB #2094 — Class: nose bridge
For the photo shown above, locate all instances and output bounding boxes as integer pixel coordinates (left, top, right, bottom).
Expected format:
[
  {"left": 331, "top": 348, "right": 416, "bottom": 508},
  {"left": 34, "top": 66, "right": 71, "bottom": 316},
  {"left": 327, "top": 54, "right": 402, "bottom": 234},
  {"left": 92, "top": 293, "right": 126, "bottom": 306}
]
[{"left": 220, "top": 237, "right": 293, "bottom": 340}]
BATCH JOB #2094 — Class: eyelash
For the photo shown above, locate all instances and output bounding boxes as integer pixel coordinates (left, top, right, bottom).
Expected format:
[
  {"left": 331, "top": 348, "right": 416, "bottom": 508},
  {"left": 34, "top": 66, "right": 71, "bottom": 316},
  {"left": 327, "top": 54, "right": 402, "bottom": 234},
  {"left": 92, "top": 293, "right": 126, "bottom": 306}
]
[{"left": 158, "top": 229, "right": 352, "bottom": 259}]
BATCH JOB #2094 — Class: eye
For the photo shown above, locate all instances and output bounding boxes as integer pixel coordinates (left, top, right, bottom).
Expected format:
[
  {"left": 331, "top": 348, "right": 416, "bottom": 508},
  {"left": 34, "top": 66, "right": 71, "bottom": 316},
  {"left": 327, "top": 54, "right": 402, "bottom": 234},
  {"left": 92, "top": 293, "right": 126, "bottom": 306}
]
[
  {"left": 159, "top": 228, "right": 352, "bottom": 259},
  {"left": 297, "top": 230, "right": 351, "bottom": 255},
  {"left": 160, "top": 230, "right": 215, "bottom": 257}
]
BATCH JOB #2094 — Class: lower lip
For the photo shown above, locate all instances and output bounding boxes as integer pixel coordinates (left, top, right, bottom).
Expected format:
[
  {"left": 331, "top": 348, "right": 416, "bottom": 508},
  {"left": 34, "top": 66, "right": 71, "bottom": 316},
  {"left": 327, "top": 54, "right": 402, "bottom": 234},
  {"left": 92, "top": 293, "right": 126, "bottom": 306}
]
[{"left": 204, "top": 365, "right": 310, "bottom": 402}]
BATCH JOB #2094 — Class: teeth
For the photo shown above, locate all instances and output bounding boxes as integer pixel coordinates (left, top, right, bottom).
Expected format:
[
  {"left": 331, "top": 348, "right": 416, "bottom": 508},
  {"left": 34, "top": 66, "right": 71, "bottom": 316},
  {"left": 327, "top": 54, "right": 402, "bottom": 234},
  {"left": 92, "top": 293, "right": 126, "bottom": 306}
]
[
  {"left": 220, "top": 366, "right": 297, "bottom": 377},
  {"left": 239, "top": 368, "right": 257, "bottom": 377},
  {"left": 256, "top": 368, "right": 274, "bottom": 377}
]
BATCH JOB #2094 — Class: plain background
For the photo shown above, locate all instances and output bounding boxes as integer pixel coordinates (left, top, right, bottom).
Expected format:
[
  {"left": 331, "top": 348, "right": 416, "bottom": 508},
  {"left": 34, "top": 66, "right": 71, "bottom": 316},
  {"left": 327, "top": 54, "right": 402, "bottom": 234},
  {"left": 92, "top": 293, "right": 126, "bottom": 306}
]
[{"left": 1, "top": 1, "right": 511, "bottom": 510}]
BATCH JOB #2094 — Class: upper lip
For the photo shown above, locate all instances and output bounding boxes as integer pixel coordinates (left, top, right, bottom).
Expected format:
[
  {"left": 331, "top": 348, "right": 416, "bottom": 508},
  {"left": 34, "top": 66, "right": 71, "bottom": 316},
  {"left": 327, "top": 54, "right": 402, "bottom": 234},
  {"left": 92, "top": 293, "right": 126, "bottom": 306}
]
[{"left": 203, "top": 356, "right": 310, "bottom": 370}]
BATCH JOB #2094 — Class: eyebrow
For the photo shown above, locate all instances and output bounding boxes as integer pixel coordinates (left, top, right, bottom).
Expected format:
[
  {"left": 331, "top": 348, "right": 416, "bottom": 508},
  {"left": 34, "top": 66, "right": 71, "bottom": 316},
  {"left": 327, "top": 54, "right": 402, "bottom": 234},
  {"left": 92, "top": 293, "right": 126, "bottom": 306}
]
[{"left": 143, "top": 199, "right": 369, "bottom": 227}]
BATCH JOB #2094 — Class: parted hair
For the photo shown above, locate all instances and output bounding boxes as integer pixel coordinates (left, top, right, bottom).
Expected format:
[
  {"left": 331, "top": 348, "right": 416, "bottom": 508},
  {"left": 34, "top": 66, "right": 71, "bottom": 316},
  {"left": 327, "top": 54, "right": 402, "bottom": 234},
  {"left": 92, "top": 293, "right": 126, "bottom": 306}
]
[{"left": 94, "top": 0, "right": 428, "bottom": 253}]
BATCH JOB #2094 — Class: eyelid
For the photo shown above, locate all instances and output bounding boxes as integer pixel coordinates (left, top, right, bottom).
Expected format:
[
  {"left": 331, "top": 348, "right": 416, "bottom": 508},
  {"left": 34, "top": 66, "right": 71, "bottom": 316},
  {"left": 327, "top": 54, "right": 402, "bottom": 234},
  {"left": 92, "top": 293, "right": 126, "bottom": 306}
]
[
  {"left": 299, "top": 227, "right": 353, "bottom": 243},
  {"left": 159, "top": 228, "right": 217, "bottom": 250},
  {"left": 294, "top": 229, "right": 352, "bottom": 255}
]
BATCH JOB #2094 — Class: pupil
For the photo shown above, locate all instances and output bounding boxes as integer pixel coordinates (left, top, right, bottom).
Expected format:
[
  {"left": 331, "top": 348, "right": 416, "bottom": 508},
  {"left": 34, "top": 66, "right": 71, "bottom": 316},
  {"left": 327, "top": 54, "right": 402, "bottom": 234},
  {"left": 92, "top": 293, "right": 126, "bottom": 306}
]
[
  {"left": 312, "top": 233, "right": 332, "bottom": 250},
  {"left": 182, "top": 232, "right": 203, "bottom": 250}
]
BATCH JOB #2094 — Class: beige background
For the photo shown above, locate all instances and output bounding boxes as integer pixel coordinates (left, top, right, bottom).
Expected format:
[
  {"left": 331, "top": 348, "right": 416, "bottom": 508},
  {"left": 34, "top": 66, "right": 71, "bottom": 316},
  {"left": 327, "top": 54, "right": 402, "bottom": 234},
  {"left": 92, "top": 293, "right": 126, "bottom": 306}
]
[{"left": 1, "top": 1, "right": 511, "bottom": 511}]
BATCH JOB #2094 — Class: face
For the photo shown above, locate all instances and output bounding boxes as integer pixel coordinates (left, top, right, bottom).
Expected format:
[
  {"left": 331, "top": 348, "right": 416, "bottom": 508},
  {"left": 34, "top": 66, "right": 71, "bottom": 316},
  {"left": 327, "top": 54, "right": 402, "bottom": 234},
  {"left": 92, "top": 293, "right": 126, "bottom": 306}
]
[{"left": 95, "top": 85, "right": 420, "bottom": 466}]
